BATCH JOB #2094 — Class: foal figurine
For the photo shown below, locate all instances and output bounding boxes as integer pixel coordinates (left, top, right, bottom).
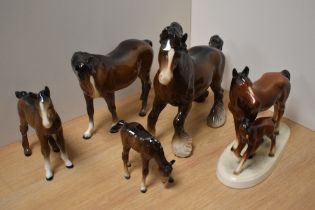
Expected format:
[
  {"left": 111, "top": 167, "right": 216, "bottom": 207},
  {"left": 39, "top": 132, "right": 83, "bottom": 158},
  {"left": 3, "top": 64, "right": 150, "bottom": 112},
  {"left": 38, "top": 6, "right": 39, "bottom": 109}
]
[
  {"left": 114, "top": 120, "right": 175, "bottom": 193},
  {"left": 233, "top": 117, "right": 276, "bottom": 175},
  {"left": 15, "top": 87, "right": 73, "bottom": 180},
  {"left": 71, "top": 39, "right": 153, "bottom": 139}
]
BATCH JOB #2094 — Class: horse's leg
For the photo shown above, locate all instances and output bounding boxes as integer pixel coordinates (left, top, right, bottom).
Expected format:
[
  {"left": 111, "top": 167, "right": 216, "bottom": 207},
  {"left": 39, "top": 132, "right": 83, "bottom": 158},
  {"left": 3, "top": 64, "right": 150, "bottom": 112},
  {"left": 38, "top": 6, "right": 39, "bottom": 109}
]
[
  {"left": 194, "top": 90, "right": 209, "bottom": 103},
  {"left": 140, "top": 157, "right": 150, "bottom": 193},
  {"left": 122, "top": 146, "right": 131, "bottom": 179},
  {"left": 103, "top": 92, "right": 119, "bottom": 133},
  {"left": 207, "top": 71, "right": 225, "bottom": 128},
  {"left": 234, "top": 143, "right": 252, "bottom": 175},
  {"left": 147, "top": 97, "right": 167, "bottom": 136},
  {"left": 47, "top": 135, "right": 60, "bottom": 153},
  {"left": 38, "top": 134, "right": 53, "bottom": 181},
  {"left": 172, "top": 103, "right": 193, "bottom": 158},
  {"left": 138, "top": 54, "right": 152, "bottom": 117},
  {"left": 19, "top": 114, "right": 32, "bottom": 156},
  {"left": 269, "top": 133, "right": 276, "bottom": 157},
  {"left": 83, "top": 94, "right": 94, "bottom": 139},
  {"left": 275, "top": 102, "right": 285, "bottom": 135},
  {"left": 53, "top": 130, "right": 73, "bottom": 168}
]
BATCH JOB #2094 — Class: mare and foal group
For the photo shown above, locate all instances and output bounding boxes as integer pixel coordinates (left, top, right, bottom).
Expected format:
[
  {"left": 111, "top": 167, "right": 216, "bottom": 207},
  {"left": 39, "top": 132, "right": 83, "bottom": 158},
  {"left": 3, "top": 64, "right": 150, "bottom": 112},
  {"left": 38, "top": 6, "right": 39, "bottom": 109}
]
[{"left": 15, "top": 22, "right": 290, "bottom": 192}]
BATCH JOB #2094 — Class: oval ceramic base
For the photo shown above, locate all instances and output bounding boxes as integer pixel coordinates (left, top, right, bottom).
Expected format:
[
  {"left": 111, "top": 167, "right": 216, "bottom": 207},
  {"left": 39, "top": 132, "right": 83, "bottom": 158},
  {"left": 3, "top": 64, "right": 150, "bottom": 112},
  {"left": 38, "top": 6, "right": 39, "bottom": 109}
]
[{"left": 216, "top": 122, "right": 290, "bottom": 189}]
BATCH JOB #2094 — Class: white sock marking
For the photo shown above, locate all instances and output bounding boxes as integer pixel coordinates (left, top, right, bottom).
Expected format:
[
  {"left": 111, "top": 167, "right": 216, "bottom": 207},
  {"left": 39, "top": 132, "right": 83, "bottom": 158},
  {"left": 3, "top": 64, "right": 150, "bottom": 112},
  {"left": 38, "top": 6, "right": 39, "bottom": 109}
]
[
  {"left": 232, "top": 139, "right": 239, "bottom": 149},
  {"left": 44, "top": 158, "right": 53, "bottom": 179},
  {"left": 83, "top": 121, "right": 94, "bottom": 138},
  {"left": 61, "top": 152, "right": 73, "bottom": 167}
]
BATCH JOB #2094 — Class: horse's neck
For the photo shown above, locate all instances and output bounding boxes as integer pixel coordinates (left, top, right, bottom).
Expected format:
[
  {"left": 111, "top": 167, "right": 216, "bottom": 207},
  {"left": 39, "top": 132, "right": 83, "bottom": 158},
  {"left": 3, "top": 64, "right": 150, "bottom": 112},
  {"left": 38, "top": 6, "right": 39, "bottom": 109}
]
[
  {"left": 153, "top": 153, "right": 168, "bottom": 169},
  {"left": 174, "top": 51, "right": 194, "bottom": 85}
]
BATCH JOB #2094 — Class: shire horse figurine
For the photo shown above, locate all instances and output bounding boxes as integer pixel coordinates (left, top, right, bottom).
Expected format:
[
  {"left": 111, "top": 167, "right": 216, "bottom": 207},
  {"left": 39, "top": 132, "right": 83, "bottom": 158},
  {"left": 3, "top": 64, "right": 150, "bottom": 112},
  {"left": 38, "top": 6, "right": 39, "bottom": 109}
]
[
  {"left": 229, "top": 67, "right": 291, "bottom": 159},
  {"left": 15, "top": 87, "right": 73, "bottom": 181},
  {"left": 147, "top": 22, "right": 226, "bottom": 157},
  {"left": 114, "top": 120, "right": 175, "bottom": 193},
  {"left": 71, "top": 39, "right": 153, "bottom": 139},
  {"left": 234, "top": 117, "right": 276, "bottom": 174}
]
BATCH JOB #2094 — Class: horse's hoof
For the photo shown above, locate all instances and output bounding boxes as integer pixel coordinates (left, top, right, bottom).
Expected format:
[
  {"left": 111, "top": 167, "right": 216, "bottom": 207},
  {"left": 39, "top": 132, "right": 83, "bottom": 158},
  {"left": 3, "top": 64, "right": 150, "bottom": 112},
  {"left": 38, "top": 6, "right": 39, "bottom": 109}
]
[
  {"left": 127, "top": 162, "right": 131, "bottom": 167},
  {"left": 207, "top": 103, "right": 225, "bottom": 128},
  {"left": 138, "top": 110, "right": 146, "bottom": 117},
  {"left": 52, "top": 147, "right": 60, "bottom": 153},
  {"left": 46, "top": 176, "right": 54, "bottom": 181},
  {"left": 82, "top": 134, "right": 92, "bottom": 140},
  {"left": 24, "top": 148, "right": 32, "bottom": 157},
  {"left": 124, "top": 175, "right": 130, "bottom": 180},
  {"left": 110, "top": 125, "right": 120, "bottom": 133},
  {"left": 172, "top": 134, "right": 193, "bottom": 158},
  {"left": 66, "top": 164, "right": 74, "bottom": 169},
  {"left": 269, "top": 153, "right": 275, "bottom": 157},
  {"left": 233, "top": 171, "right": 241, "bottom": 176},
  {"left": 140, "top": 188, "right": 147, "bottom": 193}
]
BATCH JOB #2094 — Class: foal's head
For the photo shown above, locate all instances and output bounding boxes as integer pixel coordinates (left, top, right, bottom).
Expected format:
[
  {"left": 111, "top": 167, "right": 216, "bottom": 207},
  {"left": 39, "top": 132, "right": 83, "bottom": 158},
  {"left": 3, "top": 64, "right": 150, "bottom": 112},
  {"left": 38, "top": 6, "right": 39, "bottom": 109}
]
[
  {"left": 160, "top": 159, "right": 176, "bottom": 184},
  {"left": 71, "top": 52, "right": 97, "bottom": 80},
  {"left": 158, "top": 24, "right": 188, "bottom": 85}
]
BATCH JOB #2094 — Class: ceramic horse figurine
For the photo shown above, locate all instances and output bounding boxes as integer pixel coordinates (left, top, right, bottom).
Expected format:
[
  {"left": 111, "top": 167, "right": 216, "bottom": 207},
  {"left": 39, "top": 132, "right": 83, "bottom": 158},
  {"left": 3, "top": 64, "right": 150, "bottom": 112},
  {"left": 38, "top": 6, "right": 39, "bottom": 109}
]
[
  {"left": 234, "top": 117, "right": 276, "bottom": 175},
  {"left": 71, "top": 39, "right": 153, "bottom": 139},
  {"left": 114, "top": 120, "right": 175, "bottom": 193},
  {"left": 15, "top": 87, "right": 73, "bottom": 181},
  {"left": 229, "top": 67, "right": 291, "bottom": 158},
  {"left": 147, "top": 22, "right": 226, "bottom": 157}
]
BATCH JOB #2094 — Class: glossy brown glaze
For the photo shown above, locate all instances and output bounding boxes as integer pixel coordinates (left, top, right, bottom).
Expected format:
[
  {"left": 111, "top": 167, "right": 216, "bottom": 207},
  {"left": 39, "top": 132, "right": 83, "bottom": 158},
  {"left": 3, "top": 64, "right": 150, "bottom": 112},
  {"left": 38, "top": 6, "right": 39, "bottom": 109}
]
[
  {"left": 113, "top": 120, "right": 175, "bottom": 193},
  {"left": 71, "top": 39, "right": 153, "bottom": 139},
  {"left": 233, "top": 117, "right": 276, "bottom": 175},
  {"left": 15, "top": 87, "right": 73, "bottom": 181},
  {"left": 147, "top": 22, "right": 225, "bottom": 158},
  {"left": 229, "top": 67, "right": 291, "bottom": 159}
]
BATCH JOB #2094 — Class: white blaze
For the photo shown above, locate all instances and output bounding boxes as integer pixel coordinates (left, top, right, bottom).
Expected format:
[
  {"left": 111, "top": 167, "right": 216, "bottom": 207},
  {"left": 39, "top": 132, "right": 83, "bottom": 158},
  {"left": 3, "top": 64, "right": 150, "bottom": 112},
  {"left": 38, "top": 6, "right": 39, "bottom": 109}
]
[
  {"left": 39, "top": 101, "right": 52, "bottom": 128},
  {"left": 163, "top": 39, "right": 171, "bottom": 51},
  {"left": 159, "top": 40, "right": 175, "bottom": 86},
  {"left": 90, "top": 76, "right": 100, "bottom": 98},
  {"left": 248, "top": 86, "right": 256, "bottom": 104}
]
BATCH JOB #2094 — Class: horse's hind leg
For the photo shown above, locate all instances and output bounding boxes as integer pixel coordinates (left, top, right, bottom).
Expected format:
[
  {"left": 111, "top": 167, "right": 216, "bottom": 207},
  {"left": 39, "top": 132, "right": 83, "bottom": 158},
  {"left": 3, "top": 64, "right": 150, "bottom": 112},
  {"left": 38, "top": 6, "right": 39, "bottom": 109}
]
[
  {"left": 147, "top": 97, "right": 167, "bottom": 136},
  {"left": 53, "top": 130, "right": 73, "bottom": 168},
  {"left": 38, "top": 135, "right": 53, "bottom": 181},
  {"left": 18, "top": 111, "right": 32, "bottom": 156},
  {"left": 140, "top": 157, "right": 150, "bottom": 193},
  {"left": 274, "top": 102, "right": 285, "bottom": 135},
  {"left": 269, "top": 133, "right": 276, "bottom": 157},
  {"left": 122, "top": 146, "right": 131, "bottom": 179},
  {"left": 207, "top": 65, "right": 226, "bottom": 128},
  {"left": 47, "top": 135, "right": 60, "bottom": 153},
  {"left": 138, "top": 54, "right": 153, "bottom": 117},
  {"left": 103, "top": 92, "right": 119, "bottom": 133}
]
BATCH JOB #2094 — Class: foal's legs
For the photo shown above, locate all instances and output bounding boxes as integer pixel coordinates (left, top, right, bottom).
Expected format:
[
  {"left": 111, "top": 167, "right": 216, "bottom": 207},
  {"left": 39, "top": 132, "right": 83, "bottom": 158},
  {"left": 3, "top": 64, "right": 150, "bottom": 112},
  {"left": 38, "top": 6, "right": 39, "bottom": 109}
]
[
  {"left": 268, "top": 133, "right": 276, "bottom": 157},
  {"left": 147, "top": 97, "right": 167, "bottom": 136},
  {"left": 138, "top": 54, "right": 152, "bottom": 117},
  {"left": 140, "top": 157, "right": 150, "bottom": 193},
  {"left": 47, "top": 135, "right": 60, "bottom": 153},
  {"left": 122, "top": 146, "right": 131, "bottom": 179},
  {"left": 83, "top": 94, "right": 94, "bottom": 139},
  {"left": 103, "top": 92, "right": 119, "bottom": 133},
  {"left": 274, "top": 102, "right": 285, "bottom": 135},
  {"left": 53, "top": 129, "right": 73, "bottom": 168},
  {"left": 172, "top": 103, "right": 193, "bottom": 158},
  {"left": 207, "top": 79, "right": 225, "bottom": 128},
  {"left": 234, "top": 144, "right": 251, "bottom": 175},
  {"left": 38, "top": 134, "right": 53, "bottom": 180},
  {"left": 19, "top": 117, "right": 32, "bottom": 156}
]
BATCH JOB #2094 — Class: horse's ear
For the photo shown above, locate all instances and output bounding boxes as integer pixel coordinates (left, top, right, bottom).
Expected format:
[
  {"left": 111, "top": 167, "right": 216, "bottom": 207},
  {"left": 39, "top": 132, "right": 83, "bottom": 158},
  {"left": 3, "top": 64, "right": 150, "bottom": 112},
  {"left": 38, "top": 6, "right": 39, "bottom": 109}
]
[
  {"left": 170, "top": 160, "right": 176, "bottom": 165},
  {"left": 242, "top": 66, "right": 249, "bottom": 77},
  {"left": 232, "top": 68, "right": 238, "bottom": 78},
  {"left": 182, "top": 33, "right": 188, "bottom": 43},
  {"left": 44, "top": 86, "right": 50, "bottom": 97}
]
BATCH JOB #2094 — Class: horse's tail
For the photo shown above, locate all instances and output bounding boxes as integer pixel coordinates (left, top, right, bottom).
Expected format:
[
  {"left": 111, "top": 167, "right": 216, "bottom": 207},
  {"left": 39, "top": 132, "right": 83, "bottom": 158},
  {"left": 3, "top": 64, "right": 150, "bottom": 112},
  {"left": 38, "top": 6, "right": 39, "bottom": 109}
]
[
  {"left": 15, "top": 91, "right": 27, "bottom": 99},
  {"left": 143, "top": 39, "right": 153, "bottom": 47},
  {"left": 111, "top": 120, "right": 127, "bottom": 132},
  {"left": 281, "top": 70, "right": 290, "bottom": 81},
  {"left": 209, "top": 34, "right": 224, "bottom": 51}
]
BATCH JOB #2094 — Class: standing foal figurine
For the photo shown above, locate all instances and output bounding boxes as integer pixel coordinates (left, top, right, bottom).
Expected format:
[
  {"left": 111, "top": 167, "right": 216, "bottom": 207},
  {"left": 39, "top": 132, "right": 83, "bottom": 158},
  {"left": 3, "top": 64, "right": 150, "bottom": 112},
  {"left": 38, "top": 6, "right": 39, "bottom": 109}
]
[
  {"left": 71, "top": 39, "right": 153, "bottom": 139},
  {"left": 233, "top": 117, "right": 276, "bottom": 175},
  {"left": 114, "top": 120, "right": 175, "bottom": 193},
  {"left": 148, "top": 22, "right": 225, "bottom": 157},
  {"left": 15, "top": 87, "right": 73, "bottom": 181}
]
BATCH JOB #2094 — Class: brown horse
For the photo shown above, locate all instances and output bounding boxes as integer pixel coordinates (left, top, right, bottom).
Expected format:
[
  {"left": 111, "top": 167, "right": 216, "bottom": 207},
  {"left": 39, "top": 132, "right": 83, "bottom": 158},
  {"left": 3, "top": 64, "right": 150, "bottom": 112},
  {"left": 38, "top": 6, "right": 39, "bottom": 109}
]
[
  {"left": 234, "top": 117, "right": 276, "bottom": 175},
  {"left": 147, "top": 23, "right": 225, "bottom": 158},
  {"left": 114, "top": 120, "right": 175, "bottom": 193},
  {"left": 229, "top": 67, "right": 291, "bottom": 158},
  {"left": 71, "top": 39, "right": 153, "bottom": 139},
  {"left": 15, "top": 87, "right": 73, "bottom": 181}
]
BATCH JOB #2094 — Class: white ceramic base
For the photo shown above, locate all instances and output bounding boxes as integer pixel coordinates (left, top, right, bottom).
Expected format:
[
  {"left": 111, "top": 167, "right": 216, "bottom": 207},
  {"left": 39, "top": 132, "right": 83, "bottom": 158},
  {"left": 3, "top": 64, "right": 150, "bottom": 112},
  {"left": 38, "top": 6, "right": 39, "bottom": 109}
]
[{"left": 216, "top": 122, "right": 290, "bottom": 189}]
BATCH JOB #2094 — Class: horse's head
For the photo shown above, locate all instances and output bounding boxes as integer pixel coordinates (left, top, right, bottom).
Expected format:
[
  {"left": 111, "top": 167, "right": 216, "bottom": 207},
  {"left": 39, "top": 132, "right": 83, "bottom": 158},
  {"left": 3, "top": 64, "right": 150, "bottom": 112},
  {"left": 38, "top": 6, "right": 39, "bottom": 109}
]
[
  {"left": 71, "top": 52, "right": 97, "bottom": 80},
  {"left": 158, "top": 23, "right": 188, "bottom": 85},
  {"left": 34, "top": 86, "right": 55, "bottom": 128},
  {"left": 160, "top": 159, "right": 175, "bottom": 184},
  {"left": 209, "top": 35, "right": 224, "bottom": 50}
]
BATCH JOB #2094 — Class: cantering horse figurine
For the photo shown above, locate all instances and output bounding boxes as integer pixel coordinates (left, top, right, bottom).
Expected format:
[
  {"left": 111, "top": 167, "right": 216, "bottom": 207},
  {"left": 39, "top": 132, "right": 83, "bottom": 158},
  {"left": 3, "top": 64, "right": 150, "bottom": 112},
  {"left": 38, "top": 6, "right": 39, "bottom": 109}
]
[
  {"left": 71, "top": 39, "right": 153, "bottom": 139},
  {"left": 229, "top": 67, "right": 291, "bottom": 159},
  {"left": 15, "top": 87, "right": 73, "bottom": 181},
  {"left": 148, "top": 22, "right": 226, "bottom": 157},
  {"left": 114, "top": 120, "right": 175, "bottom": 193}
]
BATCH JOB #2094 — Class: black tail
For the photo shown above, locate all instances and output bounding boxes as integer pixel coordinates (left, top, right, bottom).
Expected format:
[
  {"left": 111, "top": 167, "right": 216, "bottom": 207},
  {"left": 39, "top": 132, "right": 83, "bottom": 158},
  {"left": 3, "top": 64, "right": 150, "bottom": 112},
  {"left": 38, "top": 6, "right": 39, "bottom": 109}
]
[
  {"left": 281, "top": 70, "right": 290, "bottom": 80},
  {"left": 209, "top": 35, "right": 224, "bottom": 51},
  {"left": 15, "top": 91, "right": 27, "bottom": 99},
  {"left": 144, "top": 39, "right": 153, "bottom": 47},
  {"left": 111, "top": 120, "right": 127, "bottom": 132}
]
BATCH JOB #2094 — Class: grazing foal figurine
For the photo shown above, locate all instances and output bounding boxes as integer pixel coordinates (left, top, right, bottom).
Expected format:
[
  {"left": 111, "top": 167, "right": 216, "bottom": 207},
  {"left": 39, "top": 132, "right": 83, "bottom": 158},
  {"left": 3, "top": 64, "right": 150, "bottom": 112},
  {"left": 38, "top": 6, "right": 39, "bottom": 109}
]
[
  {"left": 229, "top": 67, "right": 291, "bottom": 159},
  {"left": 71, "top": 39, "right": 153, "bottom": 139},
  {"left": 234, "top": 117, "right": 276, "bottom": 175},
  {"left": 148, "top": 22, "right": 225, "bottom": 157},
  {"left": 15, "top": 87, "right": 73, "bottom": 181},
  {"left": 114, "top": 120, "right": 175, "bottom": 193}
]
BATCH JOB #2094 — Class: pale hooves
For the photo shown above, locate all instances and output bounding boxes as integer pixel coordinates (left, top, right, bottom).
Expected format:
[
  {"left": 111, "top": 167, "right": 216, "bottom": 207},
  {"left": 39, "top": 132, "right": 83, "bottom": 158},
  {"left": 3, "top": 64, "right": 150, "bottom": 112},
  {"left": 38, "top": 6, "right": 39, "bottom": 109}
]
[
  {"left": 83, "top": 132, "right": 92, "bottom": 140},
  {"left": 207, "top": 102, "right": 226, "bottom": 128},
  {"left": 172, "top": 134, "right": 193, "bottom": 158},
  {"left": 46, "top": 175, "right": 54, "bottom": 181}
]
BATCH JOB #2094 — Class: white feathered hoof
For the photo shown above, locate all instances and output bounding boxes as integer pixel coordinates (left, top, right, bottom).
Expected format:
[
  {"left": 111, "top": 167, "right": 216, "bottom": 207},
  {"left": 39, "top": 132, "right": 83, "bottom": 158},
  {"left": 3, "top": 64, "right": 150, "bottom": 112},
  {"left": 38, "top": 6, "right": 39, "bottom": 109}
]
[{"left": 207, "top": 102, "right": 226, "bottom": 128}]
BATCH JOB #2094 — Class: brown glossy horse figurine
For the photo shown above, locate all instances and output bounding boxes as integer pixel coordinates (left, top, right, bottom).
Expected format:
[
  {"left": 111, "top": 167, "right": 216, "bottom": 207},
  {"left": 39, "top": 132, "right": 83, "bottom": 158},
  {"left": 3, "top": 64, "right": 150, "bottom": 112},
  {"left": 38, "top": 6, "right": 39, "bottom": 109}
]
[
  {"left": 114, "top": 120, "right": 175, "bottom": 193},
  {"left": 15, "top": 87, "right": 73, "bottom": 181},
  {"left": 71, "top": 39, "right": 153, "bottom": 139},
  {"left": 234, "top": 117, "right": 276, "bottom": 175},
  {"left": 147, "top": 22, "right": 225, "bottom": 157},
  {"left": 229, "top": 67, "right": 291, "bottom": 158}
]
